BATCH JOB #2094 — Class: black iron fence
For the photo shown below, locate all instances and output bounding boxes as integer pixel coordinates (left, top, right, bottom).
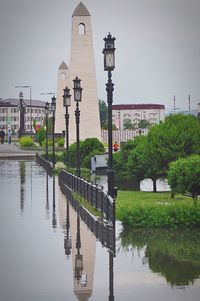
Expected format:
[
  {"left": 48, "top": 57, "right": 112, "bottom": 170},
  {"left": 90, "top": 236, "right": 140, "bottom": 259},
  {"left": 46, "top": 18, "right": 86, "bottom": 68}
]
[
  {"left": 36, "top": 153, "right": 52, "bottom": 176},
  {"left": 60, "top": 180, "right": 115, "bottom": 253},
  {"left": 59, "top": 169, "right": 115, "bottom": 224}
]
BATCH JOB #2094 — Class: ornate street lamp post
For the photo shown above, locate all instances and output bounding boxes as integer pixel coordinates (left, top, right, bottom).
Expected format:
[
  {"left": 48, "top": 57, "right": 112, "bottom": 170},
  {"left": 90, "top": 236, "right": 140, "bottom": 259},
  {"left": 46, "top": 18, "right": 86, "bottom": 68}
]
[
  {"left": 18, "top": 91, "right": 26, "bottom": 138},
  {"left": 63, "top": 86, "right": 71, "bottom": 165},
  {"left": 73, "top": 77, "right": 82, "bottom": 177},
  {"left": 44, "top": 102, "right": 50, "bottom": 159},
  {"left": 51, "top": 96, "right": 56, "bottom": 167},
  {"left": 103, "top": 33, "right": 116, "bottom": 198}
]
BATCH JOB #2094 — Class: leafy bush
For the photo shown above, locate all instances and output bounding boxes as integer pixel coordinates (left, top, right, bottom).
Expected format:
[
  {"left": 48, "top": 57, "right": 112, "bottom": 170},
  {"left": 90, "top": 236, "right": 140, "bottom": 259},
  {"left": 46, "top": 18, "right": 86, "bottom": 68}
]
[
  {"left": 116, "top": 191, "right": 200, "bottom": 228},
  {"left": 41, "top": 139, "right": 53, "bottom": 147},
  {"left": 36, "top": 126, "right": 46, "bottom": 146},
  {"left": 68, "top": 137, "right": 105, "bottom": 168},
  {"left": 54, "top": 161, "right": 66, "bottom": 173},
  {"left": 48, "top": 151, "right": 64, "bottom": 162},
  {"left": 168, "top": 155, "right": 200, "bottom": 201},
  {"left": 56, "top": 137, "right": 64, "bottom": 147},
  {"left": 19, "top": 136, "right": 34, "bottom": 148}
]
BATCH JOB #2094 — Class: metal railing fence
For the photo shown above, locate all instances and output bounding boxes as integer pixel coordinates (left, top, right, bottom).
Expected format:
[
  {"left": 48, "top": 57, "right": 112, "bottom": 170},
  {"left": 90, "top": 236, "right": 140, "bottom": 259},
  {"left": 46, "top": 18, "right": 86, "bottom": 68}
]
[
  {"left": 60, "top": 182, "right": 115, "bottom": 252},
  {"left": 59, "top": 169, "right": 115, "bottom": 224}
]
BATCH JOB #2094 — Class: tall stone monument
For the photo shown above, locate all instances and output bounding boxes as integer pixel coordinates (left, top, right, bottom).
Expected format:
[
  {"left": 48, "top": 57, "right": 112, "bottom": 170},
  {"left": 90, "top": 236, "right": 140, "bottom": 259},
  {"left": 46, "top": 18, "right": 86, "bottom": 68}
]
[{"left": 55, "top": 2, "right": 101, "bottom": 144}]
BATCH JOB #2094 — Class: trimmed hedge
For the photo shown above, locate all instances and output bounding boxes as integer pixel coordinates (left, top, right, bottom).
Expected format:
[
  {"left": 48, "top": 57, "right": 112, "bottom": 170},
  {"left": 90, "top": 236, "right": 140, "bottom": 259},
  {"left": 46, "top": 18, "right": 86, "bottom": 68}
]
[{"left": 116, "top": 191, "right": 200, "bottom": 228}]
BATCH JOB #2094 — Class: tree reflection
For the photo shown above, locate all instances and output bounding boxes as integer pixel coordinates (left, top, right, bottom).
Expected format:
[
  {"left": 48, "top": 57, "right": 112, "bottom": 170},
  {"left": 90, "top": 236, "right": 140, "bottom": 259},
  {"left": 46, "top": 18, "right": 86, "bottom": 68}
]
[{"left": 119, "top": 228, "right": 200, "bottom": 286}]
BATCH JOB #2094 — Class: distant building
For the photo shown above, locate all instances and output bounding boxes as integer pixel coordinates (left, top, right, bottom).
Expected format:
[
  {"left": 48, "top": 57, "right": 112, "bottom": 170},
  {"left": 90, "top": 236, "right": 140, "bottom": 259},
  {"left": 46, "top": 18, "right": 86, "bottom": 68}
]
[
  {"left": 112, "top": 104, "right": 165, "bottom": 130},
  {"left": 0, "top": 98, "right": 46, "bottom": 133}
]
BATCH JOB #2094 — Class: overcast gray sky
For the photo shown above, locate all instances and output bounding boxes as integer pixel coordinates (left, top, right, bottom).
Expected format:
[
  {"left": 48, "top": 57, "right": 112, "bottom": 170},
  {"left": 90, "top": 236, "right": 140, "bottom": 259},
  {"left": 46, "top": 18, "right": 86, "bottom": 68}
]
[{"left": 0, "top": 0, "right": 200, "bottom": 112}]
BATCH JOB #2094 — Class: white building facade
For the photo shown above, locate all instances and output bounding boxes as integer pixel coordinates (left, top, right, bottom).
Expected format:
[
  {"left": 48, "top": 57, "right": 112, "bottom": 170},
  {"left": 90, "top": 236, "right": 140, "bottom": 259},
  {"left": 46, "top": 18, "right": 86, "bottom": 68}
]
[
  {"left": 112, "top": 104, "right": 165, "bottom": 130},
  {"left": 0, "top": 98, "right": 46, "bottom": 133}
]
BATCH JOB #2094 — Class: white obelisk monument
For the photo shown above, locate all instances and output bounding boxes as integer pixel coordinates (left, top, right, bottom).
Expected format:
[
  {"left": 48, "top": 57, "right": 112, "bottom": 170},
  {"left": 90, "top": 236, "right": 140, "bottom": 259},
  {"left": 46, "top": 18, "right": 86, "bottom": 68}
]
[{"left": 55, "top": 2, "right": 101, "bottom": 144}]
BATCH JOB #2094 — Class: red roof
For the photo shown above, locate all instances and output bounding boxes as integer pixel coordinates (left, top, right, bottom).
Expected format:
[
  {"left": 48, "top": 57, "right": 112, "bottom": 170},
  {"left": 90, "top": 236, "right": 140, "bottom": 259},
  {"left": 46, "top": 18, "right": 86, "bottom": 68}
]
[{"left": 112, "top": 104, "right": 165, "bottom": 110}]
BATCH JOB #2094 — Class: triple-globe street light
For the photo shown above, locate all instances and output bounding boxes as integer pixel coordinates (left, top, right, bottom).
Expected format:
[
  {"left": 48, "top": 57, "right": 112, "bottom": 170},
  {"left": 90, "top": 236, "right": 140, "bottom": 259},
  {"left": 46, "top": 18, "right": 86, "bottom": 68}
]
[
  {"left": 73, "top": 76, "right": 83, "bottom": 177},
  {"left": 103, "top": 32, "right": 116, "bottom": 199},
  {"left": 63, "top": 86, "right": 71, "bottom": 165},
  {"left": 51, "top": 96, "right": 56, "bottom": 167},
  {"left": 44, "top": 102, "right": 50, "bottom": 159}
]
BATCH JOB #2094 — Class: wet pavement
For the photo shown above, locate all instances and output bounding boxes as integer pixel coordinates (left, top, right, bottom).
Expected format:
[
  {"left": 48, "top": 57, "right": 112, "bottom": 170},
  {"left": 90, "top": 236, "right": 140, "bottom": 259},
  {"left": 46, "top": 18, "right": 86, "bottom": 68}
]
[{"left": 0, "top": 143, "right": 35, "bottom": 158}]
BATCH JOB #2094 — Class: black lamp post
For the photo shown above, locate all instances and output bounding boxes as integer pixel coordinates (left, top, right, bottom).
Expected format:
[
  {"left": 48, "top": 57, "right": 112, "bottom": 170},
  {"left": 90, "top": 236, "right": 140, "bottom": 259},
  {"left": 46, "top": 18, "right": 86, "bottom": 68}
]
[
  {"left": 63, "top": 86, "right": 71, "bottom": 165},
  {"left": 18, "top": 91, "right": 26, "bottom": 138},
  {"left": 44, "top": 102, "right": 50, "bottom": 159},
  {"left": 51, "top": 96, "right": 56, "bottom": 167},
  {"left": 73, "top": 76, "right": 82, "bottom": 177},
  {"left": 103, "top": 33, "right": 116, "bottom": 198}
]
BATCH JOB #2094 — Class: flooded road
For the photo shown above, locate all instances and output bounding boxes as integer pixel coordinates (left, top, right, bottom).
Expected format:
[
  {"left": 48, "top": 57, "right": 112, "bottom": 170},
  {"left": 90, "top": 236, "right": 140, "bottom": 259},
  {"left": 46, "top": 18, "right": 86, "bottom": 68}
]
[{"left": 0, "top": 160, "right": 200, "bottom": 301}]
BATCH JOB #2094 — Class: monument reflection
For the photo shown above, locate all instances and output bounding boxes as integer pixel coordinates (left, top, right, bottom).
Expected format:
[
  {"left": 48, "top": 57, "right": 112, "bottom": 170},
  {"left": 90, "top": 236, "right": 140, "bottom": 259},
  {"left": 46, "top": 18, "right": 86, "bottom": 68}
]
[{"left": 58, "top": 182, "right": 115, "bottom": 301}]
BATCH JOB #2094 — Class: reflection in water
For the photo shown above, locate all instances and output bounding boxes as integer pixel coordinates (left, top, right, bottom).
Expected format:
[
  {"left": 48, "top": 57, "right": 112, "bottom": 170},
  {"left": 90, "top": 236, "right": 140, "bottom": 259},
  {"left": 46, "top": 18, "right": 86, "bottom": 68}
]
[
  {"left": 52, "top": 175, "right": 57, "bottom": 229},
  {"left": 19, "top": 161, "right": 25, "bottom": 212},
  {"left": 119, "top": 227, "right": 200, "bottom": 287},
  {"left": 70, "top": 202, "right": 96, "bottom": 301},
  {"left": 109, "top": 251, "right": 114, "bottom": 301},
  {"left": 57, "top": 183, "right": 115, "bottom": 301},
  {"left": 75, "top": 210, "right": 84, "bottom": 284},
  {"left": 64, "top": 200, "right": 72, "bottom": 257},
  {"left": 45, "top": 172, "right": 50, "bottom": 219}
]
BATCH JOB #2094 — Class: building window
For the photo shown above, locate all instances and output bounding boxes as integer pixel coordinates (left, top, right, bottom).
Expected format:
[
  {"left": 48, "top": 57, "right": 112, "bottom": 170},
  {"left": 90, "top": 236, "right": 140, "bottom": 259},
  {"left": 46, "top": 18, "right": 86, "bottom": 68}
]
[
  {"left": 61, "top": 73, "right": 66, "bottom": 80},
  {"left": 79, "top": 23, "right": 85, "bottom": 35}
]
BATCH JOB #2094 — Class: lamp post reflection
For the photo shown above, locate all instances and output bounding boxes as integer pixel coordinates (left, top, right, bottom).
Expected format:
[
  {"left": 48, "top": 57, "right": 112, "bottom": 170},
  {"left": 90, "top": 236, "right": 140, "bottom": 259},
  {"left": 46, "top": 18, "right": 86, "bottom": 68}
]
[
  {"left": 109, "top": 251, "right": 114, "bottom": 301},
  {"left": 52, "top": 175, "right": 57, "bottom": 229},
  {"left": 45, "top": 172, "right": 50, "bottom": 220},
  {"left": 75, "top": 212, "right": 83, "bottom": 282},
  {"left": 64, "top": 200, "right": 72, "bottom": 257}
]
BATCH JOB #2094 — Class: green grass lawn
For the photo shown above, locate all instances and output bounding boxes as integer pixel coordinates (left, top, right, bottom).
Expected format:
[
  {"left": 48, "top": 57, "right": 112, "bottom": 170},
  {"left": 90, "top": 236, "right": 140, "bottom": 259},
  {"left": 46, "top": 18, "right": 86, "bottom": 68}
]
[
  {"left": 116, "top": 190, "right": 191, "bottom": 204},
  {"left": 116, "top": 191, "right": 200, "bottom": 228}
]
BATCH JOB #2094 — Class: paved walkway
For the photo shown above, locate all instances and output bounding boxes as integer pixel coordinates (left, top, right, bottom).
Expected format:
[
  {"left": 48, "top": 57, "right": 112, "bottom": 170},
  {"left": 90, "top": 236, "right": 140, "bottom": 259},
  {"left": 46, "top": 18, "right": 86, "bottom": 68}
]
[{"left": 0, "top": 143, "right": 35, "bottom": 159}]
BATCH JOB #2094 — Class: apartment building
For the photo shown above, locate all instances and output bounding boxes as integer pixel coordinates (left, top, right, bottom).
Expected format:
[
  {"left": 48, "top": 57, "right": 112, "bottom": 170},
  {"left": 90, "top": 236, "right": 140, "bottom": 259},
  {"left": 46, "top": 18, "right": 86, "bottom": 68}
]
[
  {"left": 112, "top": 104, "right": 165, "bottom": 129},
  {"left": 0, "top": 98, "right": 46, "bottom": 133}
]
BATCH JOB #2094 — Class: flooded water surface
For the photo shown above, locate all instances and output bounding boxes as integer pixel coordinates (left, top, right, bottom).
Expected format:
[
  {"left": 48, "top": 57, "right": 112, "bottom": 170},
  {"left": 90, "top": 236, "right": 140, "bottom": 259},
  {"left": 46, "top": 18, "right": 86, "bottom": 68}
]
[{"left": 0, "top": 160, "right": 200, "bottom": 301}]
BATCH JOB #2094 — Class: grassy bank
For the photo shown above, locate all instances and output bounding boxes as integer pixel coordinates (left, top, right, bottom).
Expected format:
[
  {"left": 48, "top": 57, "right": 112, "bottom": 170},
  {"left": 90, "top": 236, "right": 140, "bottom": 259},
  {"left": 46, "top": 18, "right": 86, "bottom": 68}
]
[{"left": 116, "top": 191, "right": 200, "bottom": 228}]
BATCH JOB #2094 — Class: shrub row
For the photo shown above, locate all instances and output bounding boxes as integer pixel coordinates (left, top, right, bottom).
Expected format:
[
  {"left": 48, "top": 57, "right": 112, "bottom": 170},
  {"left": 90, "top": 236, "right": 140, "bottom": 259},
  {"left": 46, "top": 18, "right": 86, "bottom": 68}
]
[{"left": 117, "top": 201, "right": 200, "bottom": 228}]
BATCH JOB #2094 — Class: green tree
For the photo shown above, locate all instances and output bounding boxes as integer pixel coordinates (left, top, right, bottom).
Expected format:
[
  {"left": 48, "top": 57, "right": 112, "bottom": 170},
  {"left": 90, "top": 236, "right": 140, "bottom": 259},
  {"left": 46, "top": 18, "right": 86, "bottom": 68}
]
[
  {"left": 36, "top": 125, "right": 45, "bottom": 146},
  {"left": 99, "top": 99, "right": 108, "bottom": 128},
  {"left": 113, "top": 140, "right": 134, "bottom": 179},
  {"left": 68, "top": 138, "right": 104, "bottom": 168},
  {"left": 138, "top": 119, "right": 150, "bottom": 129},
  {"left": 127, "top": 135, "right": 148, "bottom": 182},
  {"left": 101, "top": 121, "right": 117, "bottom": 130},
  {"left": 146, "top": 114, "right": 200, "bottom": 191},
  {"left": 168, "top": 155, "right": 200, "bottom": 201},
  {"left": 197, "top": 112, "right": 200, "bottom": 123},
  {"left": 123, "top": 118, "right": 135, "bottom": 130}
]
